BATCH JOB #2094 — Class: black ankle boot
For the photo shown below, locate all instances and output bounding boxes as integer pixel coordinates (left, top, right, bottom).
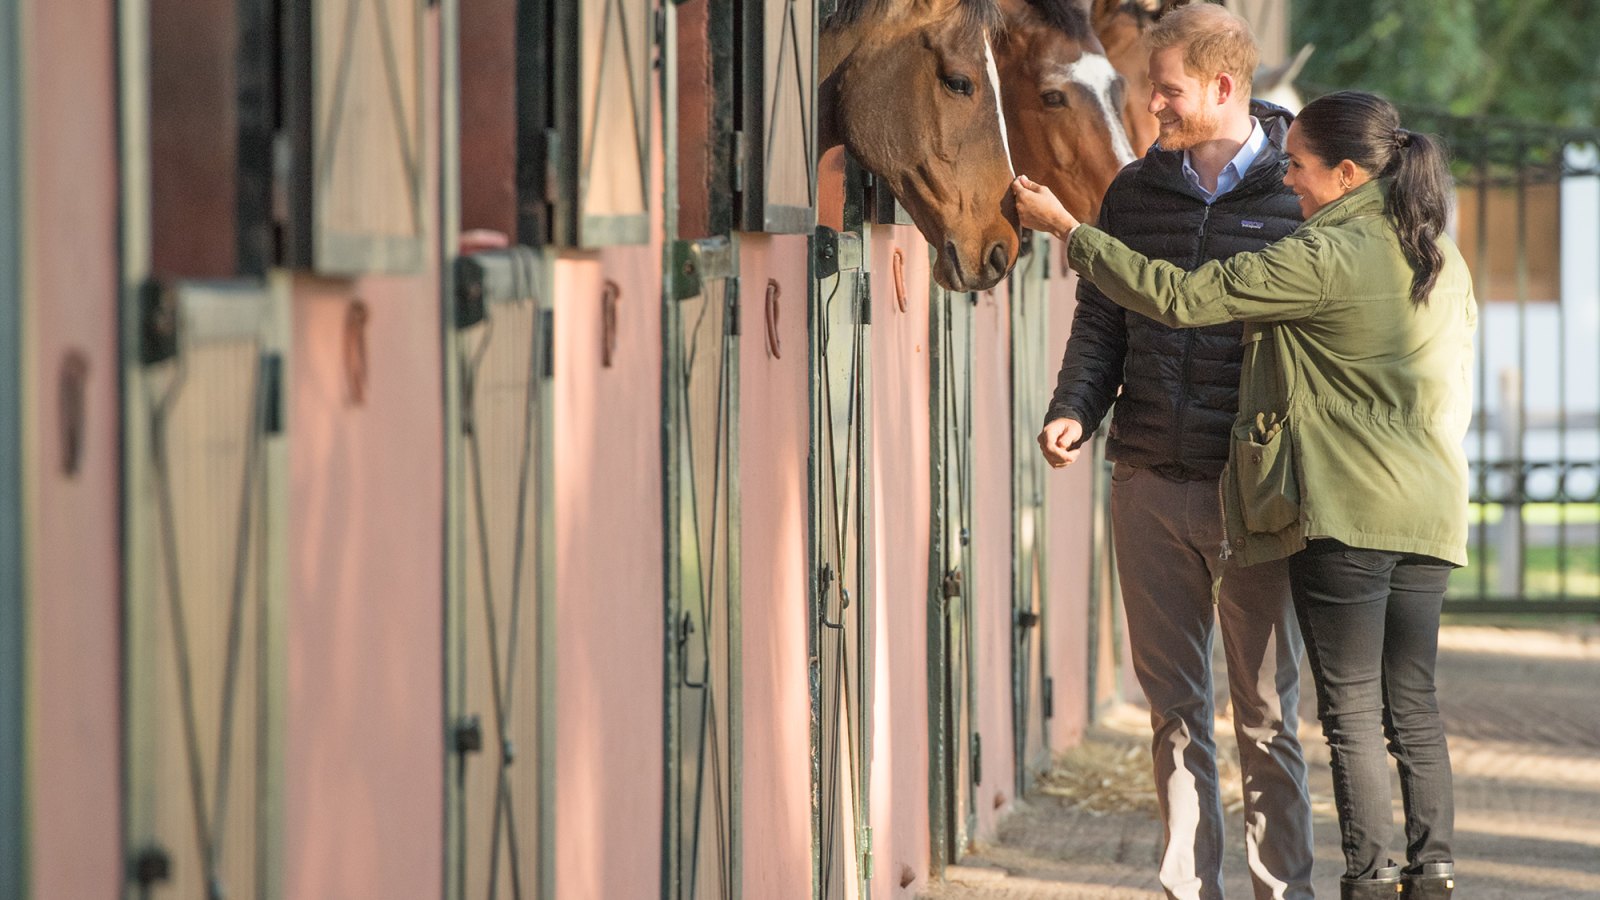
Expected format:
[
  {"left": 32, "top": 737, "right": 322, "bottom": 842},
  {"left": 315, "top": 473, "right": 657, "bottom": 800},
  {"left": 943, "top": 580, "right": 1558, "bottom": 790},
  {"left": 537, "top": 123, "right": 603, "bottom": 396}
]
[
  {"left": 1403, "top": 862, "right": 1455, "bottom": 898},
  {"left": 1339, "top": 862, "right": 1404, "bottom": 899}
]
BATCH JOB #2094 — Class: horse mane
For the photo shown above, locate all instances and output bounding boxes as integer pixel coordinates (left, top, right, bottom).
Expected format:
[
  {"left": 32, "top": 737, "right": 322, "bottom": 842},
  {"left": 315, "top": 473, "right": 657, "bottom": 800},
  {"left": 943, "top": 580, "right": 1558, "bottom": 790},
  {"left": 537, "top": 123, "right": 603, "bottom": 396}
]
[
  {"left": 1020, "top": 0, "right": 1094, "bottom": 39},
  {"left": 826, "top": 0, "right": 1005, "bottom": 37}
]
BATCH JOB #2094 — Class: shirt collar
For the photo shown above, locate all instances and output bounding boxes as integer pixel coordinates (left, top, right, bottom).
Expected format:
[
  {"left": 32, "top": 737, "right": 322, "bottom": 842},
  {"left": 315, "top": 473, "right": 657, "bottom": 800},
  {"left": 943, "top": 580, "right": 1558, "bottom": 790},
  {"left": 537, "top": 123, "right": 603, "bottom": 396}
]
[{"left": 1182, "top": 117, "right": 1268, "bottom": 201}]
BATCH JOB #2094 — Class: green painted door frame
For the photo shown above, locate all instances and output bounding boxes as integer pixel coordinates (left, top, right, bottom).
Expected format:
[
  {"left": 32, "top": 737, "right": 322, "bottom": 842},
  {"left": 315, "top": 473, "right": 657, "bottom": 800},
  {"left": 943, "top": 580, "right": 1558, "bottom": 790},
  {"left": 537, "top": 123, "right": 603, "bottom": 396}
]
[
  {"left": 809, "top": 177, "right": 874, "bottom": 898},
  {"left": 0, "top": 0, "right": 28, "bottom": 890},
  {"left": 928, "top": 280, "right": 976, "bottom": 873},
  {"left": 1008, "top": 233, "right": 1053, "bottom": 796}
]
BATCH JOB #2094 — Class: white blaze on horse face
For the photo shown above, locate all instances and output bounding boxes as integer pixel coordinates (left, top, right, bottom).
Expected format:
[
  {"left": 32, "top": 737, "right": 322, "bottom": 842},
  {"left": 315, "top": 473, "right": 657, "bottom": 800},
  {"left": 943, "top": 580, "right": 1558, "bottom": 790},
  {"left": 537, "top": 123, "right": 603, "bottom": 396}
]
[
  {"left": 1047, "top": 52, "right": 1137, "bottom": 166},
  {"left": 983, "top": 36, "right": 1016, "bottom": 176}
]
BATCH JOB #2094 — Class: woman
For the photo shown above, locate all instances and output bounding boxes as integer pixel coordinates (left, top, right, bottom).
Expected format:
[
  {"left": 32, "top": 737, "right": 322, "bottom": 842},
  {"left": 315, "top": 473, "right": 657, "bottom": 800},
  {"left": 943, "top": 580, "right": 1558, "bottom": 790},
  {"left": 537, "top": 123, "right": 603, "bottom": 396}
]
[{"left": 1013, "top": 90, "right": 1472, "bottom": 900}]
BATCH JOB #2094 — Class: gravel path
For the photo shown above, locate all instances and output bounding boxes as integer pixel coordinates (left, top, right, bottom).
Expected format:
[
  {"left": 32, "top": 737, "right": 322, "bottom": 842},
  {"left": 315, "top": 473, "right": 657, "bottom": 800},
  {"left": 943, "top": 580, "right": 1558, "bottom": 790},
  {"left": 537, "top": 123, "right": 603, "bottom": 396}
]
[{"left": 922, "top": 625, "right": 1600, "bottom": 899}]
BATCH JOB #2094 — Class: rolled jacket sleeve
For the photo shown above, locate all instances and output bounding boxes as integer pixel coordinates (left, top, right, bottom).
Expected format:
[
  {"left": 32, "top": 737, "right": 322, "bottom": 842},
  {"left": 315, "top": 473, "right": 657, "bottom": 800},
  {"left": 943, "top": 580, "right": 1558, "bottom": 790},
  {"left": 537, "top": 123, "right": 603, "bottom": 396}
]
[{"left": 1067, "top": 225, "right": 1328, "bottom": 327}]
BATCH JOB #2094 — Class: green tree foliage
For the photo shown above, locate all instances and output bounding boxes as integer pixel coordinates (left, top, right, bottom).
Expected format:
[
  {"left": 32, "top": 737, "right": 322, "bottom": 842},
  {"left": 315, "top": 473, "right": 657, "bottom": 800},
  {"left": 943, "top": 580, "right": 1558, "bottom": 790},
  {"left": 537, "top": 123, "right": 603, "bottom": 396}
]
[{"left": 1290, "top": 0, "right": 1600, "bottom": 126}]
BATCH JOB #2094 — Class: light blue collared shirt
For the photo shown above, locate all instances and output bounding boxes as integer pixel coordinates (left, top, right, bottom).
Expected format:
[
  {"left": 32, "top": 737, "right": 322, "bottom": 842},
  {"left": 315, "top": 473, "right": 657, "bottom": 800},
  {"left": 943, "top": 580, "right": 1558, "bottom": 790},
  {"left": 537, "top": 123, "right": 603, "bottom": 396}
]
[{"left": 1182, "top": 117, "right": 1269, "bottom": 203}]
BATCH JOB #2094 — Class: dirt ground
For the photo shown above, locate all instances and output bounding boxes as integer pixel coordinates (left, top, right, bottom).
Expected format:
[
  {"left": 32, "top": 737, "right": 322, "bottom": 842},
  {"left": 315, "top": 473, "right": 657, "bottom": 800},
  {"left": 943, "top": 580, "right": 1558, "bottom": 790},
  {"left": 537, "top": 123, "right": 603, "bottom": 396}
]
[{"left": 921, "top": 624, "right": 1600, "bottom": 899}]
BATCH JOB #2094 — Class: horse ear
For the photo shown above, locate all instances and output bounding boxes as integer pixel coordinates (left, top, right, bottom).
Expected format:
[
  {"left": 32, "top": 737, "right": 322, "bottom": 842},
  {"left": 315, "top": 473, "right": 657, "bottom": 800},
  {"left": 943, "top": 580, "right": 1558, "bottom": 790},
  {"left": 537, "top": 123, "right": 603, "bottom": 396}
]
[
  {"left": 818, "top": 69, "right": 844, "bottom": 152},
  {"left": 1087, "top": 0, "right": 1123, "bottom": 30}
]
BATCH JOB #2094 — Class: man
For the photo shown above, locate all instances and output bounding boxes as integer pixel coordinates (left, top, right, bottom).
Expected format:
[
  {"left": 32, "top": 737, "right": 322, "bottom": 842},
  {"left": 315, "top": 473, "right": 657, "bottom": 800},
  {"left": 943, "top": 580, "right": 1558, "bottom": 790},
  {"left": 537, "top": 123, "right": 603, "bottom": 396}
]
[{"left": 1040, "top": 6, "right": 1315, "bottom": 899}]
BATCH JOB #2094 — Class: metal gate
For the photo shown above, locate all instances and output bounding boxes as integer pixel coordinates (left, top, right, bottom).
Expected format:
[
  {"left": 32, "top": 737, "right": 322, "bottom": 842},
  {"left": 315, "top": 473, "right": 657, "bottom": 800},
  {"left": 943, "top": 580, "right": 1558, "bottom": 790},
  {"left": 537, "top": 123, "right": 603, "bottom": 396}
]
[
  {"left": 663, "top": 236, "right": 743, "bottom": 900},
  {"left": 120, "top": 0, "right": 287, "bottom": 888},
  {"left": 124, "top": 279, "right": 288, "bottom": 900},
  {"left": 810, "top": 219, "right": 874, "bottom": 899},
  {"left": 929, "top": 279, "right": 977, "bottom": 869},
  {"left": 446, "top": 248, "right": 556, "bottom": 900},
  {"left": 1007, "top": 233, "right": 1052, "bottom": 794},
  {"left": 1400, "top": 109, "right": 1600, "bottom": 614}
]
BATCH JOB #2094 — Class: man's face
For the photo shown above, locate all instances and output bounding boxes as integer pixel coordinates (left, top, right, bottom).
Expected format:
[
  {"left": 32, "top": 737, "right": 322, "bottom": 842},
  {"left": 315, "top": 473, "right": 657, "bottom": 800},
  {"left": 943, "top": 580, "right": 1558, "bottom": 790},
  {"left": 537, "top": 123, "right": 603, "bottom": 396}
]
[{"left": 1146, "top": 45, "right": 1222, "bottom": 150}]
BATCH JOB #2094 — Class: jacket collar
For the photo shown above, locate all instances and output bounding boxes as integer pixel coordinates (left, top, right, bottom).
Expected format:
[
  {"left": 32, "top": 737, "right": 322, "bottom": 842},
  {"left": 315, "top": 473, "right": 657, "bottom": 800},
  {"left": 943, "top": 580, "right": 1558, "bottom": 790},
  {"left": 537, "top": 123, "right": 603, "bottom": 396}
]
[{"left": 1305, "top": 178, "right": 1388, "bottom": 228}]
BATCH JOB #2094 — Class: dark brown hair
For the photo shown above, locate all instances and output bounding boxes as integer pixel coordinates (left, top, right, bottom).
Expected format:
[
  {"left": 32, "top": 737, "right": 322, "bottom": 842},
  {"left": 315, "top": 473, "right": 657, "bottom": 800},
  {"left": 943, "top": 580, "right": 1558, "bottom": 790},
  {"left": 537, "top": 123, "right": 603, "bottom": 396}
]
[{"left": 1295, "top": 90, "right": 1453, "bottom": 304}]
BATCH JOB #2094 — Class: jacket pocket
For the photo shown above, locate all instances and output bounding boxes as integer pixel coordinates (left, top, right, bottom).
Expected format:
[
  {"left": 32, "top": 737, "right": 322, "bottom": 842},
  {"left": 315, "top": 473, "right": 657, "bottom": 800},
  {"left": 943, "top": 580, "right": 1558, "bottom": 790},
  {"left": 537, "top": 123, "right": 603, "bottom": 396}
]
[{"left": 1231, "top": 413, "right": 1299, "bottom": 534}]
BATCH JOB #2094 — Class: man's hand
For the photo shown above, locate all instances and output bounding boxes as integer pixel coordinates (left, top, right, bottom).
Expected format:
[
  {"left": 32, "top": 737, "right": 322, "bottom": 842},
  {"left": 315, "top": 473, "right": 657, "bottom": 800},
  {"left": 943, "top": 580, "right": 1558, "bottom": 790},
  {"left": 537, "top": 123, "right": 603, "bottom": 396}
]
[{"left": 1038, "top": 417, "right": 1085, "bottom": 468}]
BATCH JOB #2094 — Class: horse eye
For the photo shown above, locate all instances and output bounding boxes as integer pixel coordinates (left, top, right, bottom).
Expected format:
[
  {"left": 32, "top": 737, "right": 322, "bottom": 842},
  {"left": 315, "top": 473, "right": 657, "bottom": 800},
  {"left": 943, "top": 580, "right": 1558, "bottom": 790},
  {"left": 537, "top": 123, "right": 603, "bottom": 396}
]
[
  {"left": 1042, "top": 90, "right": 1068, "bottom": 109},
  {"left": 942, "top": 75, "right": 974, "bottom": 96}
]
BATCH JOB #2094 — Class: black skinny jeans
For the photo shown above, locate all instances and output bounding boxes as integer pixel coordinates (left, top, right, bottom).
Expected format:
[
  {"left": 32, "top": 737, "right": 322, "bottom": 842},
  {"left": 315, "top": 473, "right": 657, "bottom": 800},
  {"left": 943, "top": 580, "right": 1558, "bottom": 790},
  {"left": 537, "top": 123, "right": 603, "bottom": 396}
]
[{"left": 1287, "top": 539, "right": 1456, "bottom": 880}]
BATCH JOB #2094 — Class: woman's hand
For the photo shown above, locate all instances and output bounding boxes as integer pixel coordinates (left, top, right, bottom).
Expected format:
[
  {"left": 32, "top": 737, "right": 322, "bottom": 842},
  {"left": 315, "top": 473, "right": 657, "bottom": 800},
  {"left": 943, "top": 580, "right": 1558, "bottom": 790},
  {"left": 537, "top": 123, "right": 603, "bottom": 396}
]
[{"left": 1010, "top": 175, "right": 1081, "bottom": 238}]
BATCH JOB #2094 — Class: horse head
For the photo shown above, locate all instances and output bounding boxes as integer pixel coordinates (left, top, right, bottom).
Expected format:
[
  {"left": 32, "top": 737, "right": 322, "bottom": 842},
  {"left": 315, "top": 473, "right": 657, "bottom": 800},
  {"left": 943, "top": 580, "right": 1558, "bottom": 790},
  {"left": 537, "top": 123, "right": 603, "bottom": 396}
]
[
  {"left": 1087, "top": 0, "right": 1192, "bottom": 159},
  {"left": 820, "top": 0, "right": 1021, "bottom": 292},
  {"left": 994, "top": 0, "right": 1137, "bottom": 223}
]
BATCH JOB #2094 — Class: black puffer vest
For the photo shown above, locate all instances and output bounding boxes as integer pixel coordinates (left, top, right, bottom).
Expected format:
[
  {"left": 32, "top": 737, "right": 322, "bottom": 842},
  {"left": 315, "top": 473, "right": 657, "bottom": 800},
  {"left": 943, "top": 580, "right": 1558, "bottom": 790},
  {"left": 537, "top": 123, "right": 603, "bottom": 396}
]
[{"left": 1046, "top": 101, "right": 1303, "bottom": 480}]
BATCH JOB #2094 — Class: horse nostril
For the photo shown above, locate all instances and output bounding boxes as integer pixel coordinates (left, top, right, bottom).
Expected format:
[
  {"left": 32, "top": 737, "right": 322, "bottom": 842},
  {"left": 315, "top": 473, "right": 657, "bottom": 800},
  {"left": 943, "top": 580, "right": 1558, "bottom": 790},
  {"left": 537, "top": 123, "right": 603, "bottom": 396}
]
[{"left": 987, "top": 242, "right": 1009, "bottom": 275}]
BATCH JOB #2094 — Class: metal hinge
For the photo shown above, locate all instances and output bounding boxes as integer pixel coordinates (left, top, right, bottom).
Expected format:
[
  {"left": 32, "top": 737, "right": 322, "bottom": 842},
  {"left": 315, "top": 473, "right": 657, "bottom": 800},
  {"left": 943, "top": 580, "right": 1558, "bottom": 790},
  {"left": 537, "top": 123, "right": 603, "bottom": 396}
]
[
  {"left": 858, "top": 272, "right": 872, "bottom": 324},
  {"left": 654, "top": 7, "right": 666, "bottom": 46},
  {"left": 453, "top": 715, "right": 484, "bottom": 755},
  {"left": 1044, "top": 677, "right": 1055, "bottom": 719},
  {"left": 732, "top": 130, "right": 748, "bottom": 195},
  {"left": 972, "top": 732, "right": 983, "bottom": 786},
  {"left": 861, "top": 825, "right": 873, "bottom": 880},
  {"left": 670, "top": 236, "right": 737, "bottom": 302},
  {"left": 262, "top": 352, "right": 284, "bottom": 435},
  {"left": 541, "top": 309, "right": 555, "bottom": 379},
  {"left": 543, "top": 129, "right": 562, "bottom": 204},
  {"left": 138, "top": 278, "right": 178, "bottom": 366},
  {"left": 727, "top": 279, "right": 741, "bottom": 336},
  {"left": 1017, "top": 610, "right": 1040, "bottom": 630},
  {"left": 130, "top": 846, "right": 172, "bottom": 886}
]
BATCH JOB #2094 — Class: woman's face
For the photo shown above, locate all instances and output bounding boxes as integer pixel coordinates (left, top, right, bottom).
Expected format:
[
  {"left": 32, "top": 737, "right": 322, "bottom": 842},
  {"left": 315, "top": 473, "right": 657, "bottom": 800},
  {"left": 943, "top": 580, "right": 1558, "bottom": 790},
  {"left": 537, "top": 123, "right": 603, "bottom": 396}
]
[{"left": 1283, "top": 122, "right": 1360, "bottom": 220}]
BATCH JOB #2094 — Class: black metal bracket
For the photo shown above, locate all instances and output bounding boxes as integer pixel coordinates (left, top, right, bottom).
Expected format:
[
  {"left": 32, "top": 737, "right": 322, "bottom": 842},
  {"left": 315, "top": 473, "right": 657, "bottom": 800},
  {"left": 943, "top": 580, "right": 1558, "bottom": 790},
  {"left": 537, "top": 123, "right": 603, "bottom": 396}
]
[
  {"left": 812, "top": 225, "right": 864, "bottom": 280},
  {"left": 129, "top": 847, "right": 172, "bottom": 886},
  {"left": 669, "top": 235, "right": 738, "bottom": 302},
  {"left": 138, "top": 278, "right": 179, "bottom": 366},
  {"left": 453, "top": 715, "right": 484, "bottom": 755}
]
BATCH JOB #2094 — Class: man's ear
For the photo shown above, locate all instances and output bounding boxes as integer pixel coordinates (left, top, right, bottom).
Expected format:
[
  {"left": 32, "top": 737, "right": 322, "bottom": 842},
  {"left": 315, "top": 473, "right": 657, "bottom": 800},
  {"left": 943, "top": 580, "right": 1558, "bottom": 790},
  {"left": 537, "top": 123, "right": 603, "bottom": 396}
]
[{"left": 1213, "top": 71, "right": 1236, "bottom": 107}]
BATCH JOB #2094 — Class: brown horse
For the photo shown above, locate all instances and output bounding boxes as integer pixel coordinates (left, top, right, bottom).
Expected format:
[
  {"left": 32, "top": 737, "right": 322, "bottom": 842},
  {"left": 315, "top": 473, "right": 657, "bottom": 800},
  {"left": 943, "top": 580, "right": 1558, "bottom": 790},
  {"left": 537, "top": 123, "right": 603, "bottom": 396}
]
[
  {"left": 993, "top": 0, "right": 1137, "bottom": 223},
  {"left": 820, "top": 0, "right": 1020, "bottom": 292},
  {"left": 1087, "top": 0, "right": 1191, "bottom": 159}
]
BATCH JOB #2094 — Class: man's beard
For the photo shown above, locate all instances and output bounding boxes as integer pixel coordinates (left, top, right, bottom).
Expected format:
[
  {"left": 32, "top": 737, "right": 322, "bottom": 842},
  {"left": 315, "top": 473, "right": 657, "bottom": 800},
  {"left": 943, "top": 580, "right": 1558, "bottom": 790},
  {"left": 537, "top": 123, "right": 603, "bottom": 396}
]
[{"left": 1158, "top": 108, "right": 1220, "bottom": 151}]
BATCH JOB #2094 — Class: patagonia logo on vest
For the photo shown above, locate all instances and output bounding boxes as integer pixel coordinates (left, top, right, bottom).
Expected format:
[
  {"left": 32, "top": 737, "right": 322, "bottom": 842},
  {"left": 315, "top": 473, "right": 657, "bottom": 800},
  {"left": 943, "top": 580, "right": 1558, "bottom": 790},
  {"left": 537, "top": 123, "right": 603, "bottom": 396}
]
[{"left": 1241, "top": 220, "right": 1265, "bottom": 229}]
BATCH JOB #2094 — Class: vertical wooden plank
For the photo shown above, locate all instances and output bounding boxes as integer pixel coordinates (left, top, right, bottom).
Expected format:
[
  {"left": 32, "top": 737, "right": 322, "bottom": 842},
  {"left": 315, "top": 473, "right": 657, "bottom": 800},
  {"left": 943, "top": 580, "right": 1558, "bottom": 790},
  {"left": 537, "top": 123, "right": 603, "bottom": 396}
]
[{"left": 0, "top": 0, "right": 26, "bottom": 887}]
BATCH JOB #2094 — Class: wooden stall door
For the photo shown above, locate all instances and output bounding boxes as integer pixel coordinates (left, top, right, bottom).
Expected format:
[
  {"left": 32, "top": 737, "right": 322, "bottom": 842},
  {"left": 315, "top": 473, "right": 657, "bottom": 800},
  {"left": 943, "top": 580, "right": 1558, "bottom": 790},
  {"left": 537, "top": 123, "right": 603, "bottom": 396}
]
[
  {"left": 930, "top": 280, "right": 977, "bottom": 867},
  {"left": 739, "top": 0, "right": 816, "bottom": 233},
  {"left": 310, "top": 0, "right": 426, "bottom": 274},
  {"left": 124, "top": 279, "right": 288, "bottom": 900},
  {"left": 446, "top": 248, "right": 556, "bottom": 900},
  {"left": 664, "top": 237, "right": 742, "bottom": 900},
  {"left": 549, "top": 0, "right": 654, "bottom": 246},
  {"left": 811, "top": 225, "right": 873, "bottom": 899},
  {"left": 1007, "top": 234, "right": 1052, "bottom": 795}
]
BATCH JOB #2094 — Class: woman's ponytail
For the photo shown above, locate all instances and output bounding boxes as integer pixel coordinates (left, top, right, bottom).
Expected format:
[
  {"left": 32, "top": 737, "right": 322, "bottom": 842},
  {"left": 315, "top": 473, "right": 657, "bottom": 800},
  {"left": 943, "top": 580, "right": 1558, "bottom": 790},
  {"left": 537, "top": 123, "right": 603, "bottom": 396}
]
[
  {"left": 1296, "top": 91, "right": 1454, "bottom": 304},
  {"left": 1383, "top": 129, "right": 1452, "bottom": 304}
]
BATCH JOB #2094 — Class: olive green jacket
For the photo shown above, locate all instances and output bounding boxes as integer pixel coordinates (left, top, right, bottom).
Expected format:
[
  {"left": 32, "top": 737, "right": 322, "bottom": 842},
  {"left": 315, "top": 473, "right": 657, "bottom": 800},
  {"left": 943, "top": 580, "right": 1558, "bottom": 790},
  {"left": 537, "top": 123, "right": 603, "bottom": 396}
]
[{"left": 1067, "top": 179, "right": 1477, "bottom": 566}]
